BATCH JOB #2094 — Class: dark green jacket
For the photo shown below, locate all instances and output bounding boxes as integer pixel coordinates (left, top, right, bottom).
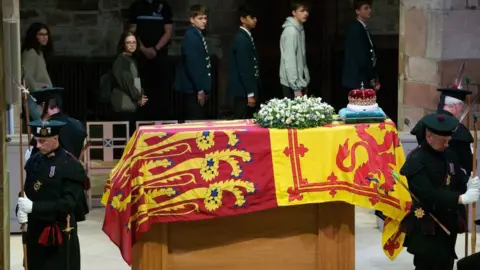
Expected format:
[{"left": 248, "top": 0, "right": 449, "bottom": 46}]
[
  {"left": 342, "top": 20, "right": 376, "bottom": 89},
  {"left": 174, "top": 26, "right": 212, "bottom": 94},
  {"left": 228, "top": 28, "right": 260, "bottom": 99},
  {"left": 400, "top": 141, "right": 468, "bottom": 259},
  {"left": 24, "top": 148, "right": 89, "bottom": 270}
]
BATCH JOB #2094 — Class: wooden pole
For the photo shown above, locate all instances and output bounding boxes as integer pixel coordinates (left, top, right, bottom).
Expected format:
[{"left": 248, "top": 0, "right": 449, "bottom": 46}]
[
  {"left": 18, "top": 107, "right": 28, "bottom": 270},
  {"left": 465, "top": 95, "right": 472, "bottom": 257},
  {"left": 472, "top": 115, "right": 478, "bottom": 254},
  {"left": 18, "top": 56, "right": 32, "bottom": 270}
]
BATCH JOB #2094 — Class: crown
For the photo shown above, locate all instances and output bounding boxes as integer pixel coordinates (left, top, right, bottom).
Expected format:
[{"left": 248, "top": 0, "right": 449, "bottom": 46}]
[{"left": 348, "top": 82, "right": 377, "bottom": 106}]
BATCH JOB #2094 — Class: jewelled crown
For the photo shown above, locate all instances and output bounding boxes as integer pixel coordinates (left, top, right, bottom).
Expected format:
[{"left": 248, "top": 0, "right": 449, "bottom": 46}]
[{"left": 348, "top": 82, "right": 377, "bottom": 106}]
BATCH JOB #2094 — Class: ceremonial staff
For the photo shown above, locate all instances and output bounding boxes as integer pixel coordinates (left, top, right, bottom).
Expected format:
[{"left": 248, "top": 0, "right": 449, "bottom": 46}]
[
  {"left": 391, "top": 170, "right": 451, "bottom": 235},
  {"left": 472, "top": 112, "right": 478, "bottom": 254},
  {"left": 63, "top": 215, "right": 74, "bottom": 270},
  {"left": 453, "top": 62, "right": 472, "bottom": 256},
  {"left": 462, "top": 75, "right": 478, "bottom": 256},
  {"left": 18, "top": 75, "right": 30, "bottom": 270}
]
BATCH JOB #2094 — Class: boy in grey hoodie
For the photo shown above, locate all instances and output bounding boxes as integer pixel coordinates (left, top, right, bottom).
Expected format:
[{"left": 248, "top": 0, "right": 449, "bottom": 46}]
[{"left": 279, "top": 2, "right": 310, "bottom": 99}]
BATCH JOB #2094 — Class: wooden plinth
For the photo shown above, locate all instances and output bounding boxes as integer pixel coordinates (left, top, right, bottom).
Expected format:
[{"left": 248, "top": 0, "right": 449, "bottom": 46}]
[{"left": 132, "top": 202, "right": 355, "bottom": 270}]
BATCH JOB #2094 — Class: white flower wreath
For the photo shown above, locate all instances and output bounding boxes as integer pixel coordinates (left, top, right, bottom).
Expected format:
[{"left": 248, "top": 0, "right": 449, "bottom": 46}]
[{"left": 254, "top": 96, "right": 335, "bottom": 129}]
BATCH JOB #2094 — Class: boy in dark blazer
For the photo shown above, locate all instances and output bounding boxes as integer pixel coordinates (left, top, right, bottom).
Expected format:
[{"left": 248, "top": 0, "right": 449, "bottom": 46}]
[
  {"left": 342, "top": 0, "right": 379, "bottom": 93},
  {"left": 174, "top": 4, "right": 211, "bottom": 120},
  {"left": 228, "top": 5, "right": 260, "bottom": 119}
]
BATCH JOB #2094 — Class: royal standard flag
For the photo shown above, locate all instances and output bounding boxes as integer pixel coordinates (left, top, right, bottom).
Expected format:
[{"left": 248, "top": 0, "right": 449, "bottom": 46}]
[{"left": 102, "top": 119, "right": 411, "bottom": 264}]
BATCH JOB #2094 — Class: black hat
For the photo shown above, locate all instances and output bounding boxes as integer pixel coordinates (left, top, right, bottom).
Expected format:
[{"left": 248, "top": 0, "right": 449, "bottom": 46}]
[
  {"left": 411, "top": 113, "right": 459, "bottom": 143},
  {"left": 30, "top": 86, "right": 64, "bottom": 105},
  {"left": 29, "top": 119, "right": 66, "bottom": 138},
  {"left": 436, "top": 88, "right": 472, "bottom": 111},
  {"left": 422, "top": 113, "right": 459, "bottom": 136}
]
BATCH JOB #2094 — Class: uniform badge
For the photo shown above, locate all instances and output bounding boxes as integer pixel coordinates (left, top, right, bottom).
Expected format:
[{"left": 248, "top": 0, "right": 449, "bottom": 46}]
[
  {"left": 49, "top": 166, "right": 56, "bottom": 177},
  {"left": 414, "top": 208, "right": 425, "bottom": 219},
  {"left": 33, "top": 180, "right": 42, "bottom": 191},
  {"left": 40, "top": 127, "right": 47, "bottom": 136},
  {"left": 446, "top": 175, "right": 451, "bottom": 186},
  {"left": 449, "top": 163, "right": 455, "bottom": 175}
]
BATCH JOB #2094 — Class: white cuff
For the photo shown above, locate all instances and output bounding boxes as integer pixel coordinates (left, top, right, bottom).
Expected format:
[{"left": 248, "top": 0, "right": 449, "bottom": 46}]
[{"left": 247, "top": 93, "right": 254, "bottom": 97}]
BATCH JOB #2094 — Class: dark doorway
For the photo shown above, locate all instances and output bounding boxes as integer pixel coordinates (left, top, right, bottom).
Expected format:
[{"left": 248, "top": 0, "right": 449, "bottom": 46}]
[{"left": 246, "top": 0, "right": 399, "bottom": 122}]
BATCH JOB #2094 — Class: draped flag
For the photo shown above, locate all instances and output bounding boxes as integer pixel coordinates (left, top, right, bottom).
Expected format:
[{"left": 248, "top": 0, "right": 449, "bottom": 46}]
[{"left": 102, "top": 119, "right": 411, "bottom": 265}]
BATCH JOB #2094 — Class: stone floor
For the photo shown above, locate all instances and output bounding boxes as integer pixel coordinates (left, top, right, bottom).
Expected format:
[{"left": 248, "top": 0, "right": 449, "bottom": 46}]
[{"left": 9, "top": 207, "right": 480, "bottom": 270}]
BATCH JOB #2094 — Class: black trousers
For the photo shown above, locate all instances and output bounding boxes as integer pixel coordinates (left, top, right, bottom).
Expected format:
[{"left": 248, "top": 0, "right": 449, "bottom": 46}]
[
  {"left": 137, "top": 48, "right": 169, "bottom": 121},
  {"left": 183, "top": 93, "right": 207, "bottom": 121},
  {"left": 113, "top": 111, "right": 138, "bottom": 137},
  {"left": 457, "top": 252, "right": 480, "bottom": 270},
  {"left": 413, "top": 255, "right": 454, "bottom": 270},
  {"left": 281, "top": 85, "right": 295, "bottom": 99},
  {"left": 233, "top": 97, "right": 255, "bottom": 119}
]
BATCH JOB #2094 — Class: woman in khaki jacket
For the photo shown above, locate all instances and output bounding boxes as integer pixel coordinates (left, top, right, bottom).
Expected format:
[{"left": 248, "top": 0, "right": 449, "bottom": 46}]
[{"left": 111, "top": 31, "right": 148, "bottom": 136}]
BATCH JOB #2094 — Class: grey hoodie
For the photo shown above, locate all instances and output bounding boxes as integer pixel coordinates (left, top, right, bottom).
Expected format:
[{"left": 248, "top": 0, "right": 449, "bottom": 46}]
[{"left": 279, "top": 17, "right": 310, "bottom": 92}]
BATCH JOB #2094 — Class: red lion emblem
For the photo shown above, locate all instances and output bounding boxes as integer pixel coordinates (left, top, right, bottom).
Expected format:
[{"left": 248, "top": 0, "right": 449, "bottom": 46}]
[{"left": 335, "top": 124, "right": 400, "bottom": 194}]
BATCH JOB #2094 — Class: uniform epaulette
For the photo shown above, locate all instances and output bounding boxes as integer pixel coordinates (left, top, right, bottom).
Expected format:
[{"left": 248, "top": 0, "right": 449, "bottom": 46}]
[
  {"left": 24, "top": 151, "right": 42, "bottom": 171},
  {"left": 406, "top": 146, "right": 422, "bottom": 159},
  {"left": 400, "top": 146, "right": 425, "bottom": 178},
  {"left": 65, "top": 150, "right": 78, "bottom": 161}
]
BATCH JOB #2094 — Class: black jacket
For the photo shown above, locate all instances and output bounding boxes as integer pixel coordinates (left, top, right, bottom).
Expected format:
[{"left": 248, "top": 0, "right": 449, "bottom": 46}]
[
  {"left": 342, "top": 20, "right": 376, "bottom": 89},
  {"left": 228, "top": 28, "right": 261, "bottom": 99}
]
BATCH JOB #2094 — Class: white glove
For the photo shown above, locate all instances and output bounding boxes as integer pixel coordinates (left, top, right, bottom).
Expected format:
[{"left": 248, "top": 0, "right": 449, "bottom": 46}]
[
  {"left": 17, "top": 195, "right": 33, "bottom": 214},
  {"left": 460, "top": 188, "right": 480, "bottom": 205},
  {"left": 17, "top": 210, "right": 28, "bottom": 224},
  {"left": 24, "top": 147, "right": 31, "bottom": 162},
  {"left": 468, "top": 176, "right": 480, "bottom": 189}
]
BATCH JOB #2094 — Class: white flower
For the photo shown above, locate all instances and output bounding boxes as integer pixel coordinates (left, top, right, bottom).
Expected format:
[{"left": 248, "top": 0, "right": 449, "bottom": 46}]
[{"left": 254, "top": 96, "right": 335, "bottom": 129}]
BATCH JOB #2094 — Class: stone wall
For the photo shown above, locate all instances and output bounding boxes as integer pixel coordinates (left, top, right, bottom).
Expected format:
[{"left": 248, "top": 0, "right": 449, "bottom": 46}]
[
  {"left": 16, "top": 0, "right": 400, "bottom": 125},
  {"left": 399, "top": 0, "right": 480, "bottom": 131},
  {"left": 19, "top": 0, "right": 400, "bottom": 57},
  {"left": 18, "top": 0, "right": 244, "bottom": 57}
]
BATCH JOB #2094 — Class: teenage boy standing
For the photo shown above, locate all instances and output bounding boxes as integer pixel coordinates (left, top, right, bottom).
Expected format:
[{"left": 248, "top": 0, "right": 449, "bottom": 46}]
[
  {"left": 279, "top": 1, "right": 310, "bottom": 99},
  {"left": 342, "top": 0, "right": 379, "bottom": 93},
  {"left": 174, "top": 5, "right": 212, "bottom": 120},
  {"left": 228, "top": 5, "right": 261, "bottom": 119}
]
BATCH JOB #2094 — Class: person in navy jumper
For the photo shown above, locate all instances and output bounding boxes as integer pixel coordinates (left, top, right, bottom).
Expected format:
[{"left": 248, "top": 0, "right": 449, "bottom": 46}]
[
  {"left": 128, "top": 0, "right": 173, "bottom": 120},
  {"left": 174, "top": 4, "right": 212, "bottom": 120},
  {"left": 228, "top": 5, "right": 261, "bottom": 119}
]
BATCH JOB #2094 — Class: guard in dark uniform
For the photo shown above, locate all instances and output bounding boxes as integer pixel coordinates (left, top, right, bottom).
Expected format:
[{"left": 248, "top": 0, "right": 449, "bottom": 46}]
[
  {"left": 17, "top": 119, "right": 89, "bottom": 270},
  {"left": 28, "top": 87, "right": 87, "bottom": 159},
  {"left": 400, "top": 113, "right": 480, "bottom": 270},
  {"left": 436, "top": 87, "right": 474, "bottom": 175}
]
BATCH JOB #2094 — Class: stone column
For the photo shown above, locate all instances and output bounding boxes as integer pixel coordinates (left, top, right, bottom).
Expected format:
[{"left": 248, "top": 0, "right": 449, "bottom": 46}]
[
  {"left": 399, "top": 0, "right": 480, "bottom": 131},
  {"left": 0, "top": 2, "right": 8, "bottom": 268}
]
